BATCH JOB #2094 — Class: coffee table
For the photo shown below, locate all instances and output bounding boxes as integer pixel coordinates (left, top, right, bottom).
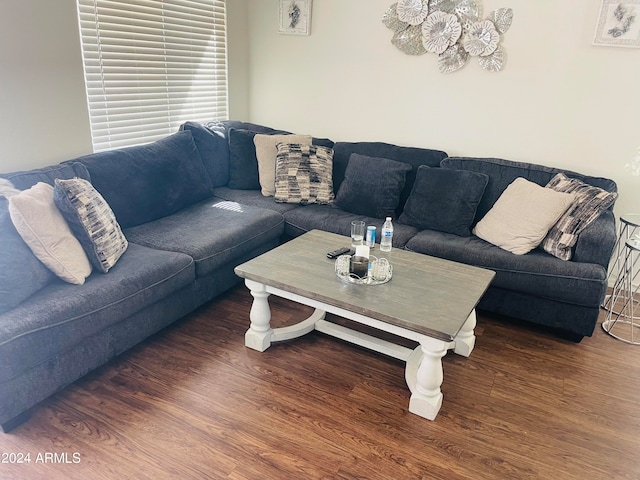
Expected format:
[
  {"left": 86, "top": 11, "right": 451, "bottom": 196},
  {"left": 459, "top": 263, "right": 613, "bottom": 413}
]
[{"left": 234, "top": 230, "right": 495, "bottom": 420}]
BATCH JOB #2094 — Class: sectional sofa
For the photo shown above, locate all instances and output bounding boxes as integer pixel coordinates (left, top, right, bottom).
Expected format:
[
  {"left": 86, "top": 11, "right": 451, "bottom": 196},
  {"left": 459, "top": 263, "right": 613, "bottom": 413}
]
[{"left": 0, "top": 120, "right": 617, "bottom": 432}]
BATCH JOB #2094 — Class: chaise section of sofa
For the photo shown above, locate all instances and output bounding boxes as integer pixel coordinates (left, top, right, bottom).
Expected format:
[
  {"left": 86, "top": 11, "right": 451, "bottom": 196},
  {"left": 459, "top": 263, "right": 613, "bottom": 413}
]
[
  {"left": 0, "top": 243, "right": 195, "bottom": 430},
  {"left": 0, "top": 128, "right": 286, "bottom": 431}
]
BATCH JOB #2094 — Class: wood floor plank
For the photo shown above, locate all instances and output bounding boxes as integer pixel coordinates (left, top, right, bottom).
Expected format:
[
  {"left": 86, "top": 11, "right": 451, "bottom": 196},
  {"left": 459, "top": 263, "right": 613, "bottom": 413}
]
[{"left": 1, "top": 285, "right": 639, "bottom": 479}]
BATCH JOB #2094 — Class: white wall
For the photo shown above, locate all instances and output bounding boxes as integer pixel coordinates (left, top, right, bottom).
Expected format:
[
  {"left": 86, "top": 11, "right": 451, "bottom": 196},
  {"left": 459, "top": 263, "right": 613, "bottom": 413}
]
[
  {"left": 1, "top": 1, "right": 637, "bottom": 217},
  {"left": 242, "top": 0, "right": 640, "bottom": 218},
  {"left": 227, "top": 0, "right": 250, "bottom": 120},
  {"left": 0, "top": 0, "right": 248, "bottom": 172},
  {"left": 0, "top": 0, "right": 92, "bottom": 172}
]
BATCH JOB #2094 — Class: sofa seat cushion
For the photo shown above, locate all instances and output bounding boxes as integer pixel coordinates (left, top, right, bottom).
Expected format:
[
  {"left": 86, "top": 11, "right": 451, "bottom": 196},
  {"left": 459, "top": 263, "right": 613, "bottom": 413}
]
[
  {"left": 212, "top": 187, "right": 303, "bottom": 214},
  {"left": 405, "top": 229, "right": 607, "bottom": 307},
  {"left": 283, "top": 204, "right": 420, "bottom": 249},
  {"left": 0, "top": 243, "right": 195, "bottom": 384},
  {"left": 124, "top": 197, "right": 285, "bottom": 277}
]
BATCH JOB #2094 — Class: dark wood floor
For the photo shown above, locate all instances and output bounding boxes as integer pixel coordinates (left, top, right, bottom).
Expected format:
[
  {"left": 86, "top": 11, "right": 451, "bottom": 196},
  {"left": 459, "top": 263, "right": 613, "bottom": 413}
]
[{"left": 1, "top": 285, "right": 639, "bottom": 480}]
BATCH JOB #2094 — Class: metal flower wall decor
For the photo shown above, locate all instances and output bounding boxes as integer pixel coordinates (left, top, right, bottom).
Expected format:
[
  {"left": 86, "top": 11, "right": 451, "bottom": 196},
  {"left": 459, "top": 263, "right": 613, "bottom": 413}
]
[{"left": 382, "top": 0, "right": 514, "bottom": 73}]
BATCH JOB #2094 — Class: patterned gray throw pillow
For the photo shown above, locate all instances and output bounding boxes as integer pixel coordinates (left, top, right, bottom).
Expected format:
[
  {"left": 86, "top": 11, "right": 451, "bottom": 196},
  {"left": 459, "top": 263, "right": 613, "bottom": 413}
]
[
  {"left": 54, "top": 178, "right": 128, "bottom": 273},
  {"left": 542, "top": 173, "right": 618, "bottom": 261},
  {"left": 274, "top": 143, "right": 335, "bottom": 205}
]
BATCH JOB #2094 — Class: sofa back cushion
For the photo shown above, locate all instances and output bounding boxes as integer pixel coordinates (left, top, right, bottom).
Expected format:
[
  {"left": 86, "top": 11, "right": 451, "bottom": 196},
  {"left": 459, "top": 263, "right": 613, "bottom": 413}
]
[
  {"left": 180, "top": 121, "right": 229, "bottom": 188},
  {"left": 441, "top": 157, "right": 618, "bottom": 223},
  {"left": 227, "top": 128, "right": 272, "bottom": 190},
  {"left": 332, "top": 142, "right": 448, "bottom": 214},
  {"left": 1, "top": 162, "right": 91, "bottom": 190},
  {"left": 71, "top": 130, "right": 213, "bottom": 228}
]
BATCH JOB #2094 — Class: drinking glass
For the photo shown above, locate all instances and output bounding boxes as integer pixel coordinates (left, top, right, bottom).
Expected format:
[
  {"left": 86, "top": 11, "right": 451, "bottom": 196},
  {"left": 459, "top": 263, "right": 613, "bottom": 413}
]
[{"left": 351, "top": 220, "right": 365, "bottom": 248}]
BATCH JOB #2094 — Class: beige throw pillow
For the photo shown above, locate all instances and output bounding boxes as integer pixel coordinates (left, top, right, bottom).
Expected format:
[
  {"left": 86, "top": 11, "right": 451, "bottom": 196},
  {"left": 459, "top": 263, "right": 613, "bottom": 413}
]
[
  {"left": 472, "top": 177, "right": 575, "bottom": 255},
  {"left": 254, "top": 134, "right": 312, "bottom": 196},
  {"left": 9, "top": 182, "right": 92, "bottom": 284}
]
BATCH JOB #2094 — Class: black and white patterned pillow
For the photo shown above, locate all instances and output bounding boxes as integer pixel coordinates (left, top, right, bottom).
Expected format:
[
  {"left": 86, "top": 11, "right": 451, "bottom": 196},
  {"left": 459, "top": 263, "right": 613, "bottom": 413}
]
[
  {"left": 542, "top": 173, "right": 617, "bottom": 261},
  {"left": 54, "top": 178, "right": 128, "bottom": 273},
  {"left": 274, "top": 143, "right": 335, "bottom": 205}
]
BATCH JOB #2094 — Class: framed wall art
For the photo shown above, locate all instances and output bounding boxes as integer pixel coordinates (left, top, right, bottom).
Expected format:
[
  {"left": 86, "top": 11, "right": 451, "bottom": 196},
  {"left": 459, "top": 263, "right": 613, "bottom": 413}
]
[
  {"left": 279, "top": 0, "right": 312, "bottom": 35},
  {"left": 593, "top": 0, "right": 640, "bottom": 47}
]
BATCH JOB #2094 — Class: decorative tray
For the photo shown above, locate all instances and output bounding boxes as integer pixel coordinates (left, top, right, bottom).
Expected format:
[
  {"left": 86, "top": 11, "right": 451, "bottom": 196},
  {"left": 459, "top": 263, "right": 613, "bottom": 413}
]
[{"left": 334, "top": 255, "right": 393, "bottom": 286}]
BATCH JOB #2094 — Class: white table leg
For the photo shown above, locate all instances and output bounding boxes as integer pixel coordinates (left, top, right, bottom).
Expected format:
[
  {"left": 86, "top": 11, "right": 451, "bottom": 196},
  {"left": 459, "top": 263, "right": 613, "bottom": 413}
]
[
  {"left": 453, "top": 310, "right": 476, "bottom": 357},
  {"left": 406, "top": 337, "right": 448, "bottom": 420},
  {"left": 244, "top": 279, "right": 273, "bottom": 352}
]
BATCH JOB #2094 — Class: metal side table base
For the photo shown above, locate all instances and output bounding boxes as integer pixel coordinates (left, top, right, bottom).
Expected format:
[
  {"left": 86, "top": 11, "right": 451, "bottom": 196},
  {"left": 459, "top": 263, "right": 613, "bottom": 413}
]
[
  {"left": 602, "top": 237, "right": 640, "bottom": 345},
  {"left": 603, "top": 214, "right": 640, "bottom": 311}
]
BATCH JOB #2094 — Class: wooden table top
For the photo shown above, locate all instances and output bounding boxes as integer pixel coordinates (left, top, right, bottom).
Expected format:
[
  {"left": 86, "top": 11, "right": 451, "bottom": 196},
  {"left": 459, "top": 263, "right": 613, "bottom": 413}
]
[{"left": 235, "top": 230, "right": 495, "bottom": 341}]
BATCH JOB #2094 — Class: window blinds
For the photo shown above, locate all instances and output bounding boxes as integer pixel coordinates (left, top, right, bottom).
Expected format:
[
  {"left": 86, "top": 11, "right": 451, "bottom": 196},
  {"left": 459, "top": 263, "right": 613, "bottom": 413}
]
[{"left": 77, "top": 0, "right": 228, "bottom": 151}]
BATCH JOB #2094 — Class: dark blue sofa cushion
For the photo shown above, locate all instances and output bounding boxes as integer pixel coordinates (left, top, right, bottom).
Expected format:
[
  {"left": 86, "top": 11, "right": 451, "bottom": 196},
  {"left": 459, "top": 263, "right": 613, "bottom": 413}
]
[
  {"left": 405, "top": 229, "right": 607, "bottom": 307},
  {"left": 334, "top": 154, "right": 411, "bottom": 219},
  {"left": 0, "top": 198, "right": 54, "bottom": 314},
  {"left": 180, "top": 121, "right": 230, "bottom": 188},
  {"left": 227, "top": 128, "right": 265, "bottom": 190},
  {"left": 399, "top": 166, "right": 489, "bottom": 236},
  {"left": 218, "top": 121, "right": 335, "bottom": 150},
  {"left": 441, "top": 157, "right": 618, "bottom": 223},
  {"left": 332, "top": 142, "right": 448, "bottom": 213},
  {"left": 71, "top": 130, "right": 213, "bottom": 228},
  {"left": 123, "top": 197, "right": 285, "bottom": 277},
  {"left": 212, "top": 187, "right": 303, "bottom": 214},
  {"left": 0, "top": 162, "right": 90, "bottom": 190},
  {"left": 0, "top": 243, "right": 195, "bottom": 384}
]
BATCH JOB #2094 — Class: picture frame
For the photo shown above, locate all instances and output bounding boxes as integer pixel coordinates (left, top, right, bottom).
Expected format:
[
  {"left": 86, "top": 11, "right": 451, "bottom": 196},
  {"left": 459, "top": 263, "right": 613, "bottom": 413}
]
[
  {"left": 593, "top": 0, "right": 640, "bottom": 47},
  {"left": 278, "top": 0, "right": 312, "bottom": 35}
]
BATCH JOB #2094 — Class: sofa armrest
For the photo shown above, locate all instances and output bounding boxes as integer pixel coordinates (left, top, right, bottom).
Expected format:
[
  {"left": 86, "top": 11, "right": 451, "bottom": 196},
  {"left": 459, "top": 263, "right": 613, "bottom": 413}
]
[{"left": 572, "top": 209, "right": 616, "bottom": 269}]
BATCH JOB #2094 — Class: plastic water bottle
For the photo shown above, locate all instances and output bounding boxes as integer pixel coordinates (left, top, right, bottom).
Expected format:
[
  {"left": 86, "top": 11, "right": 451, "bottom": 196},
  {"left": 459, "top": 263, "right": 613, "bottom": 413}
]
[{"left": 380, "top": 217, "right": 393, "bottom": 252}]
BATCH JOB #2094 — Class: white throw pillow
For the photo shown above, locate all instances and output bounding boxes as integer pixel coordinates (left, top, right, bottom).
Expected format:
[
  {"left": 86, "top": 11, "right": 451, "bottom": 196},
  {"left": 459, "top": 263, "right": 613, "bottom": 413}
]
[
  {"left": 472, "top": 177, "right": 575, "bottom": 255},
  {"left": 254, "top": 133, "right": 312, "bottom": 196},
  {"left": 9, "top": 182, "right": 92, "bottom": 284}
]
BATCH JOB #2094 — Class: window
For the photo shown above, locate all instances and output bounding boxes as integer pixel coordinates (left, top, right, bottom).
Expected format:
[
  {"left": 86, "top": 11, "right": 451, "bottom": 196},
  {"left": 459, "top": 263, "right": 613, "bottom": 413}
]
[{"left": 77, "top": 0, "right": 228, "bottom": 152}]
